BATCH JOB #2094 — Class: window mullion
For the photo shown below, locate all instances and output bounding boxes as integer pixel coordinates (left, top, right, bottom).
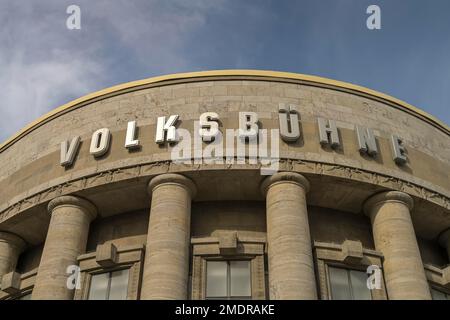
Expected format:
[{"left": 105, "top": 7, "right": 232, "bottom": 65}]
[
  {"left": 348, "top": 270, "right": 354, "bottom": 300},
  {"left": 227, "top": 261, "right": 231, "bottom": 298},
  {"left": 106, "top": 272, "right": 112, "bottom": 300}
]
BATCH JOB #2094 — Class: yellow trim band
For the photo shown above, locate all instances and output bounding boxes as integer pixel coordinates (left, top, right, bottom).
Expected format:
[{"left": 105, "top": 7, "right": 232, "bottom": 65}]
[{"left": 1, "top": 69, "right": 448, "bottom": 153}]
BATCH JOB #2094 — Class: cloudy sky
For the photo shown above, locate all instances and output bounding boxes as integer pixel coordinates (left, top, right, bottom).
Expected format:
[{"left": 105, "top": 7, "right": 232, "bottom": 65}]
[{"left": 1, "top": 0, "right": 449, "bottom": 143}]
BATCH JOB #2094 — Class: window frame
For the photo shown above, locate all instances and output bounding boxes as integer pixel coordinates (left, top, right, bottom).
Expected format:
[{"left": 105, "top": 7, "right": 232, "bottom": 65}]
[
  {"left": 430, "top": 286, "right": 450, "bottom": 300},
  {"left": 3, "top": 289, "right": 33, "bottom": 301},
  {"left": 205, "top": 258, "right": 252, "bottom": 300},
  {"left": 314, "top": 240, "right": 387, "bottom": 300},
  {"left": 190, "top": 234, "right": 266, "bottom": 300},
  {"left": 0, "top": 268, "right": 37, "bottom": 300},
  {"left": 424, "top": 263, "right": 450, "bottom": 300},
  {"left": 75, "top": 243, "right": 144, "bottom": 300},
  {"left": 326, "top": 264, "right": 373, "bottom": 300},
  {"left": 15, "top": 291, "right": 33, "bottom": 300},
  {"left": 87, "top": 266, "right": 131, "bottom": 300}
]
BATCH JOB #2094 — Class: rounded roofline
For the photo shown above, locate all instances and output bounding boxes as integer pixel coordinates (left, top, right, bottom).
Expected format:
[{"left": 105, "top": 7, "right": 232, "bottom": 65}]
[{"left": 1, "top": 69, "right": 448, "bottom": 153}]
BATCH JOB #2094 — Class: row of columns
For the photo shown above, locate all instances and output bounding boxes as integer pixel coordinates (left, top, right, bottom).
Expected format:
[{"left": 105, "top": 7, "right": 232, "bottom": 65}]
[{"left": 0, "top": 172, "right": 449, "bottom": 299}]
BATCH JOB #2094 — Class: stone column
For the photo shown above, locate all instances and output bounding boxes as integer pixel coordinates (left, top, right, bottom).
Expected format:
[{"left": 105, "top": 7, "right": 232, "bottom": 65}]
[
  {"left": 261, "top": 172, "right": 317, "bottom": 300},
  {"left": 0, "top": 232, "right": 26, "bottom": 289},
  {"left": 32, "top": 196, "right": 97, "bottom": 300},
  {"left": 438, "top": 228, "right": 450, "bottom": 261},
  {"left": 364, "top": 191, "right": 431, "bottom": 300},
  {"left": 141, "top": 174, "right": 196, "bottom": 300}
]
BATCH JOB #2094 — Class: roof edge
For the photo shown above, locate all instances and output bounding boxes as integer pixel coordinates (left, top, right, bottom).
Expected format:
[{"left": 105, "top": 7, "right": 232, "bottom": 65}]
[{"left": 1, "top": 69, "right": 448, "bottom": 153}]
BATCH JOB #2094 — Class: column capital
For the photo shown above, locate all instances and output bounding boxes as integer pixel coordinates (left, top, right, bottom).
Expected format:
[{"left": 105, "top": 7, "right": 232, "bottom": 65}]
[
  {"left": 438, "top": 228, "right": 450, "bottom": 249},
  {"left": 363, "top": 191, "right": 413, "bottom": 216},
  {"left": 147, "top": 173, "right": 197, "bottom": 198},
  {"left": 260, "top": 171, "right": 310, "bottom": 196},
  {"left": 0, "top": 232, "right": 26, "bottom": 253},
  {"left": 47, "top": 195, "right": 97, "bottom": 221}
]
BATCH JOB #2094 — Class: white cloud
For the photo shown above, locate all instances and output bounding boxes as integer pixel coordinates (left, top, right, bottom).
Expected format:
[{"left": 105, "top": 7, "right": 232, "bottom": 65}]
[
  {"left": 0, "top": 0, "right": 224, "bottom": 143},
  {"left": 0, "top": 2, "right": 106, "bottom": 142}
]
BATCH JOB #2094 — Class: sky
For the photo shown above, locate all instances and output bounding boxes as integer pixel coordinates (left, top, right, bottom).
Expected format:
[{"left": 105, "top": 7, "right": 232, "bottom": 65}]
[{"left": 1, "top": 0, "right": 449, "bottom": 143}]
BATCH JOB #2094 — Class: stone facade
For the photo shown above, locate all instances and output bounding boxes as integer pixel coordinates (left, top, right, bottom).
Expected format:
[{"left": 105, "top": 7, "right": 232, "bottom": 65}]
[{"left": 0, "top": 70, "right": 449, "bottom": 300}]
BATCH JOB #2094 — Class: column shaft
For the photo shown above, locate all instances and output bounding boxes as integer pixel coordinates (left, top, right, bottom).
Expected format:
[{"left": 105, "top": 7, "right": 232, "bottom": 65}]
[
  {"left": 141, "top": 174, "right": 196, "bottom": 300},
  {"left": 0, "top": 232, "right": 25, "bottom": 288},
  {"left": 364, "top": 191, "right": 431, "bottom": 300},
  {"left": 262, "top": 172, "right": 317, "bottom": 300},
  {"left": 32, "top": 196, "right": 96, "bottom": 300},
  {"left": 438, "top": 229, "right": 450, "bottom": 262}
]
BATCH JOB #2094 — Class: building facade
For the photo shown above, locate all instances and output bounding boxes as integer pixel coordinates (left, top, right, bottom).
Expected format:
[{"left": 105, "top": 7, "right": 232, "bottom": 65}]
[{"left": 0, "top": 70, "right": 449, "bottom": 300}]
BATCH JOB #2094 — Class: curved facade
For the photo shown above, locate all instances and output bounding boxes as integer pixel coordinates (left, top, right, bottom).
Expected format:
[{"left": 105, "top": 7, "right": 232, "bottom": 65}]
[{"left": 0, "top": 70, "right": 449, "bottom": 300}]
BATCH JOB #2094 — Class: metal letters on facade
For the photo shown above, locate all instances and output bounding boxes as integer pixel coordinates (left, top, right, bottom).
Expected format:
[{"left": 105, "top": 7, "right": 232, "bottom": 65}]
[{"left": 59, "top": 103, "right": 408, "bottom": 167}]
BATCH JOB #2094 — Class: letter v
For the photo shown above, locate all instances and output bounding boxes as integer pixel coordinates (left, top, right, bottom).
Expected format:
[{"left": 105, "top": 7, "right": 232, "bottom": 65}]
[{"left": 60, "top": 136, "right": 81, "bottom": 166}]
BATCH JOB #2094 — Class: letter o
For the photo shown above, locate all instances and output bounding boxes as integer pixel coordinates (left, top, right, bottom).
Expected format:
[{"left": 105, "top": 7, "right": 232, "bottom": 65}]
[{"left": 90, "top": 128, "right": 111, "bottom": 157}]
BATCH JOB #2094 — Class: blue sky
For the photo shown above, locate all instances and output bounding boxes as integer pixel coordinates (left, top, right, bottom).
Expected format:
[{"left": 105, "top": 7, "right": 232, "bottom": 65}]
[{"left": 1, "top": 0, "right": 449, "bottom": 142}]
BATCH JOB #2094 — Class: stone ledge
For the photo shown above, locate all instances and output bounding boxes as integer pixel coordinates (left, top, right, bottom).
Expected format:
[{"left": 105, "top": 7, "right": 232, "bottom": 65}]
[{"left": 1, "top": 159, "right": 449, "bottom": 226}]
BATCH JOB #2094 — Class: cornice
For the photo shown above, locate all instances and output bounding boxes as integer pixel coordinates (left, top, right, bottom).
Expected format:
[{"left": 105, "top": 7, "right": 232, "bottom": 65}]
[{"left": 1, "top": 70, "right": 449, "bottom": 153}]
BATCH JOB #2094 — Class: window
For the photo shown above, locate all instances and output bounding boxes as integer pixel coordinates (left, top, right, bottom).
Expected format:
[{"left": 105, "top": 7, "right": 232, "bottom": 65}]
[
  {"left": 431, "top": 288, "right": 450, "bottom": 300},
  {"left": 328, "top": 266, "right": 371, "bottom": 300},
  {"left": 206, "top": 260, "right": 251, "bottom": 299},
  {"left": 9, "top": 291, "right": 32, "bottom": 300},
  {"left": 88, "top": 269, "right": 129, "bottom": 300},
  {"left": 190, "top": 236, "right": 266, "bottom": 300},
  {"left": 314, "top": 241, "right": 386, "bottom": 300},
  {"left": 18, "top": 293, "right": 32, "bottom": 300},
  {"left": 75, "top": 244, "right": 144, "bottom": 300}
]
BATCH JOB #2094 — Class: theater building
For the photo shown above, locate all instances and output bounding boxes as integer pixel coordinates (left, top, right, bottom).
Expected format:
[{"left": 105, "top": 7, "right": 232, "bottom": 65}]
[{"left": 0, "top": 70, "right": 449, "bottom": 300}]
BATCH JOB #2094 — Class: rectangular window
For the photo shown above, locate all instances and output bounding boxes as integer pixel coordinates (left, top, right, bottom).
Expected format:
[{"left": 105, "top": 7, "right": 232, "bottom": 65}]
[
  {"left": 88, "top": 269, "right": 129, "bottom": 300},
  {"left": 431, "top": 288, "right": 450, "bottom": 300},
  {"left": 206, "top": 260, "right": 251, "bottom": 300},
  {"left": 17, "top": 292, "right": 31, "bottom": 300},
  {"left": 15, "top": 292, "right": 32, "bottom": 300},
  {"left": 329, "top": 266, "right": 371, "bottom": 300}
]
